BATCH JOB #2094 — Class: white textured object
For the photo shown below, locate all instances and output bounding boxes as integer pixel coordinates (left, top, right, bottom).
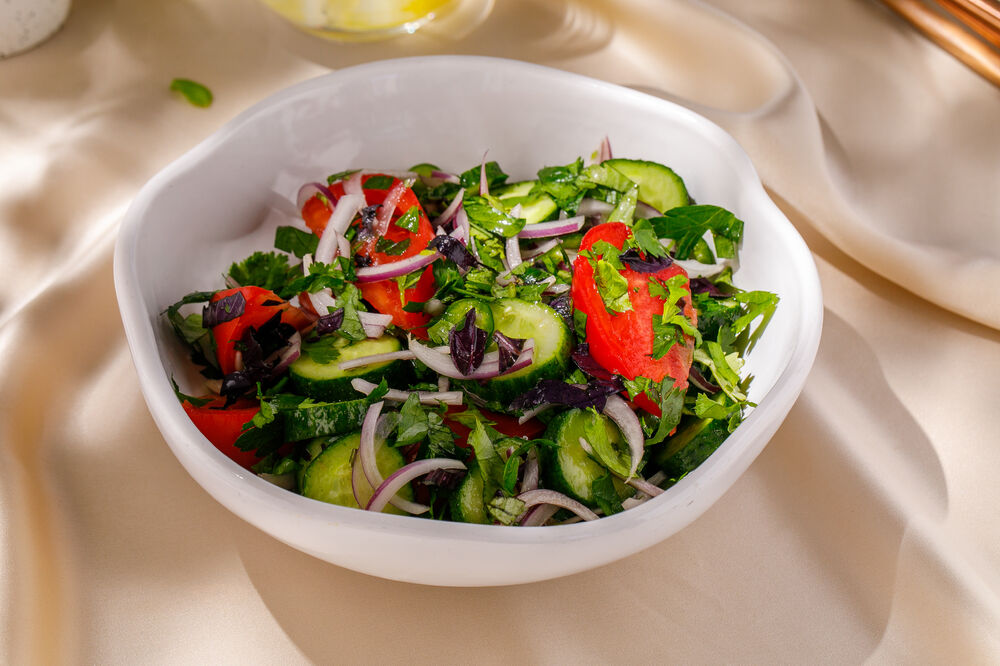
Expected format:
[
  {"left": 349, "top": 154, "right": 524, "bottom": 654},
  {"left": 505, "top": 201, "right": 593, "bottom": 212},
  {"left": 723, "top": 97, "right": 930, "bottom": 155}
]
[
  {"left": 0, "top": 0, "right": 70, "bottom": 58},
  {"left": 114, "top": 57, "right": 822, "bottom": 586}
]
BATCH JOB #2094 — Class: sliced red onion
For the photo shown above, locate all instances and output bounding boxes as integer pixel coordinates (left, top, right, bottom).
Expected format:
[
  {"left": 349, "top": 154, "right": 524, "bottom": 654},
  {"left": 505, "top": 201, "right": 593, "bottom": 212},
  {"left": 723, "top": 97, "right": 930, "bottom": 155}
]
[
  {"left": 367, "top": 458, "right": 467, "bottom": 514},
  {"left": 297, "top": 181, "right": 334, "bottom": 213},
  {"left": 437, "top": 376, "right": 450, "bottom": 392},
  {"left": 626, "top": 476, "right": 664, "bottom": 498},
  {"left": 363, "top": 169, "right": 419, "bottom": 180},
  {"left": 621, "top": 497, "right": 649, "bottom": 510},
  {"left": 479, "top": 153, "right": 490, "bottom": 197},
  {"left": 456, "top": 207, "right": 471, "bottom": 249},
  {"left": 409, "top": 337, "right": 534, "bottom": 380},
  {"left": 343, "top": 170, "right": 363, "bottom": 196},
  {"left": 433, "top": 187, "right": 464, "bottom": 228},
  {"left": 598, "top": 136, "right": 612, "bottom": 163},
  {"left": 375, "top": 180, "right": 408, "bottom": 235},
  {"left": 269, "top": 331, "right": 301, "bottom": 376},
  {"left": 517, "top": 489, "right": 599, "bottom": 522},
  {"left": 517, "top": 403, "right": 552, "bottom": 425},
  {"left": 358, "top": 311, "right": 393, "bottom": 338},
  {"left": 520, "top": 503, "right": 560, "bottom": 526},
  {"left": 602, "top": 395, "right": 645, "bottom": 479},
  {"left": 521, "top": 238, "right": 561, "bottom": 259},
  {"left": 505, "top": 235, "right": 523, "bottom": 272},
  {"left": 307, "top": 289, "right": 338, "bottom": 316},
  {"left": 431, "top": 170, "right": 459, "bottom": 183},
  {"left": 350, "top": 378, "right": 464, "bottom": 406},
  {"left": 338, "top": 350, "right": 416, "bottom": 371},
  {"left": 517, "top": 216, "right": 585, "bottom": 239},
  {"left": 577, "top": 198, "right": 614, "bottom": 218},
  {"left": 315, "top": 193, "right": 364, "bottom": 263},
  {"left": 647, "top": 470, "right": 668, "bottom": 486},
  {"left": 522, "top": 450, "right": 539, "bottom": 492},
  {"left": 224, "top": 274, "right": 241, "bottom": 289},
  {"left": 359, "top": 402, "right": 429, "bottom": 514},
  {"left": 355, "top": 250, "right": 439, "bottom": 283}
]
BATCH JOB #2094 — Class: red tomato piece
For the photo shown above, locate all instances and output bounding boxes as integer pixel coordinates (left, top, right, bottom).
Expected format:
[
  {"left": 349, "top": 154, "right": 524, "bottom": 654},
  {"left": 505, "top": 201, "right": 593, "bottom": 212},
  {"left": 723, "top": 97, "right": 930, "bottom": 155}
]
[
  {"left": 571, "top": 222, "right": 697, "bottom": 415},
  {"left": 443, "top": 406, "right": 547, "bottom": 448},
  {"left": 182, "top": 396, "right": 262, "bottom": 469},
  {"left": 210, "top": 286, "right": 314, "bottom": 376}
]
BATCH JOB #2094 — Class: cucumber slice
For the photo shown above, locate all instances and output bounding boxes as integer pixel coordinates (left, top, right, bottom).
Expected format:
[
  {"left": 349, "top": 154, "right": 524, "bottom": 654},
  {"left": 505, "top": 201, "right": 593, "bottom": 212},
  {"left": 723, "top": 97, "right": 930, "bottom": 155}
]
[
  {"left": 653, "top": 415, "right": 728, "bottom": 478},
  {"left": 456, "top": 298, "right": 572, "bottom": 406},
  {"left": 427, "top": 299, "right": 495, "bottom": 346},
  {"left": 299, "top": 432, "right": 412, "bottom": 514},
  {"left": 289, "top": 335, "right": 412, "bottom": 402},
  {"left": 604, "top": 158, "right": 689, "bottom": 213},
  {"left": 494, "top": 180, "right": 558, "bottom": 224},
  {"left": 540, "top": 409, "right": 632, "bottom": 507},
  {"left": 283, "top": 398, "right": 370, "bottom": 442},
  {"left": 449, "top": 461, "right": 489, "bottom": 524}
]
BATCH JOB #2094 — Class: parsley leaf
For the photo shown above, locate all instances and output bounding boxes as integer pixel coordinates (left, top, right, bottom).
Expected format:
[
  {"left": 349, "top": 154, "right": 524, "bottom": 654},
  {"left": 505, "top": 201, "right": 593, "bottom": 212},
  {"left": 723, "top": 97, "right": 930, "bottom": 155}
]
[
  {"left": 594, "top": 259, "right": 632, "bottom": 314},
  {"left": 170, "top": 78, "right": 213, "bottom": 107},
  {"left": 630, "top": 218, "right": 668, "bottom": 258},
  {"left": 227, "top": 251, "right": 295, "bottom": 292},
  {"left": 394, "top": 205, "right": 421, "bottom": 233},
  {"left": 651, "top": 205, "right": 744, "bottom": 263},
  {"left": 646, "top": 384, "right": 684, "bottom": 446},
  {"left": 274, "top": 226, "right": 319, "bottom": 258}
]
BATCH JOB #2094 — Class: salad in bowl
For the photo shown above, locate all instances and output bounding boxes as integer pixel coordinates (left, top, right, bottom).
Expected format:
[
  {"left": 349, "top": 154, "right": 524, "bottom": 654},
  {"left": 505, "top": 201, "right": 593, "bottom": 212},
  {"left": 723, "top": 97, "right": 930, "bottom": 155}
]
[{"left": 166, "top": 144, "right": 778, "bottom": 527}]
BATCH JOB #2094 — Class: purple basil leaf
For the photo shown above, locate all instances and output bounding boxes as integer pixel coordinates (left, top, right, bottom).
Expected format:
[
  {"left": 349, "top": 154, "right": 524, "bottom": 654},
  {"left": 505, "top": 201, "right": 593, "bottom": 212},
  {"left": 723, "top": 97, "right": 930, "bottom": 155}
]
[
  {"left": 315, "top": 309, "right": 345, "bottom": 336},
  {"left": 429, "top": 235, "right": 478, "bottom": 269},
  {"left": 449, "top": 309, "right": 487, "bottom": 375},
  {"left": 420, "top": 467, "right": 467, "bottom": 490},
  {"left": 360, "top": 204, "right": 380, "bottom": 231},
  {"left": 202, "top": 291, "right": 246, "bottom": 328},
  {"left": 619, "top": 248, "right": 674, "bottom": 273},
  {"left": 493, "top": 331, "right": 526, "bottom": 373},
  {"left": 689, "top": 364, "right": 721, "bottom": 393},
  {"left": 689, "top": 277, "right": 727, "bottom": 297},
  {"left": 222, "top": 312, "right": 295, "bottom": 404},
  {"left": 548, "top": 294, "right": 573, "bottom": 330},
  {"left": 571, "top": 342, "right": 615, "bottom": 381},
  {"left": 511, "top": 377, "right": 624, "bottom": 412}
]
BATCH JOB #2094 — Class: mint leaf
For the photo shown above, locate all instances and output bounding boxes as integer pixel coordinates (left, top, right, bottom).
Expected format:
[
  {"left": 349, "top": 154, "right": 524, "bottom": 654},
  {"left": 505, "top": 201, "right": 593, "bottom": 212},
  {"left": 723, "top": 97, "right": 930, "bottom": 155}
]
[
  {"left": 274, "top": 226, "right": 319, "bottom": 258},
  {"left": 170, "top": 78, "right": 212, "bottom": 107},
  {"left": 651, "top": 205, "right": 744, "bottom": 262}
]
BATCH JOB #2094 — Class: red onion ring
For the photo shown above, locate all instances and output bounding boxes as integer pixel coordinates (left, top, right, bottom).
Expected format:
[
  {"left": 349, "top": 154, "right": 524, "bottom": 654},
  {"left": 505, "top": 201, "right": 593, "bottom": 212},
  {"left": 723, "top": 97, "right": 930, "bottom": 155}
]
[
  {"left": 296, "top": 181, "right": 334, "bottom": 214},
  {"left": 359, "top": 402, "right": 429, "bottom": 514},
  {"left": 354, "top": 251, "right": 439, "bottom": 283},
  {"left": 517, "top": 489, "right": 599, "bottom": 522},
  {"left": 517, "top": 216, "right": 585, "bottom": 239},
  {"left": 375, "top": 180, "right": 408, "bottom": 235},
  {"left": 433, "top": 187, "right": 464, "bottom": 228},
  {"left": 598, "top": 135, "right": 612, "bottom": 163},
  {"left": 408, "top": 337, "right": 534, "bottom": 380},
  {"left": 602, "top": 395, "right": 645, "bottom": 479},
  {"left": 521, "top": 450, "right": 539, "bottom": 492},
  {"left": 625, "top": 475, "right": 664, "bottom": 498},
  {"left": 479, "top": 152, "right": 489, "bottom": 197},
  {"left": 350, "top": 378, "right": 464, "bottom": 406},
  {"left": 367, "top": 458, "right": 466, "bottom": 514},
  {"left": 358, "top": 311, "right": 393, "bottom": 338},
  {"left": 338, "top": 350, "right": 416, "bottom": 371},
  {"left": 344, "top": 170, "right": 363, "bottom": 197},
  {"left": 520, "top": 238, "right": 560, "bottom": 259},
  {"left": 577, "top": 198, "right": 614, "bottom": 218},
  {"left": 519, "top": 503, "right": 559, "bottom": 527},
  {"left": 505, "top": 235, "right": 522, "bottom": 272}
]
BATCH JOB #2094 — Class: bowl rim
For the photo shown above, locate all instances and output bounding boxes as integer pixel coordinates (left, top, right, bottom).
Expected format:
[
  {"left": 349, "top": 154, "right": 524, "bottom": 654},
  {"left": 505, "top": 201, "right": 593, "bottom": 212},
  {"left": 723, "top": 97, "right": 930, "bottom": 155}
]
[{"left": 114, "top": 55, "right": 823, "bottom": 547}]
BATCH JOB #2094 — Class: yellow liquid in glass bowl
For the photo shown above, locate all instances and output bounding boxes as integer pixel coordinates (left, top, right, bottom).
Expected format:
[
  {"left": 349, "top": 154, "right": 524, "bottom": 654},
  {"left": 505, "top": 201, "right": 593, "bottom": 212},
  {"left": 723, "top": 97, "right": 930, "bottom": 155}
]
[{"left": 261, "top": 0, "right": 456, "bottom": 39}]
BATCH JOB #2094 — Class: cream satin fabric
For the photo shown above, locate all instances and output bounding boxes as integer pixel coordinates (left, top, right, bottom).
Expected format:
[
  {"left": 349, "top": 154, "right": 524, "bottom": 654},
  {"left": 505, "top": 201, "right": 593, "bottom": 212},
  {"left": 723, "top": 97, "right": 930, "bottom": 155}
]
[{"left": 2, "top": 0, "right": 999, "bottom": 663}]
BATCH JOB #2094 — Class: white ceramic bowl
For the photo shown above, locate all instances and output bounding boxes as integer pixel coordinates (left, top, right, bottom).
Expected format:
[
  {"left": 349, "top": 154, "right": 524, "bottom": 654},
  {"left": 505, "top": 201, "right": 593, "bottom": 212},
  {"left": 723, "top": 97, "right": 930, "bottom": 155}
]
[{"left": 115, "top": 56, "right": 822, "bottom": 586}]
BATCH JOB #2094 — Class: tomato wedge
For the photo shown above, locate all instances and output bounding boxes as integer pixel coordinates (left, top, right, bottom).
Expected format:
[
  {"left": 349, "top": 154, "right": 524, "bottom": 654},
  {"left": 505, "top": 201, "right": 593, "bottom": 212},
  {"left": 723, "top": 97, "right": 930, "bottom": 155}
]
[
  {"left": 209, "top": 286, "right": 314, "bottom": 376},
  {"left": 571, "top": 222, "right": 696, "bottom": 415},
  {"left": 301, "top": 174, "right": 436, "bottom": 337},
  {"left": 182, "top": 396, "right": 262, "bottom": 469}
]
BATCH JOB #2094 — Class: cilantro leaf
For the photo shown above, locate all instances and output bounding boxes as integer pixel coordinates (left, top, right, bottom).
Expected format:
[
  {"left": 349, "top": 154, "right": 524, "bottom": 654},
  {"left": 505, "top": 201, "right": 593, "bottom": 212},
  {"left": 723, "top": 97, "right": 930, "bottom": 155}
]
[
  {"left": 651, "top": 205, "right": 744, "bottom": 263},
  {"left": 274, "top": 226, "right": 319, "bottom": 258}
]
